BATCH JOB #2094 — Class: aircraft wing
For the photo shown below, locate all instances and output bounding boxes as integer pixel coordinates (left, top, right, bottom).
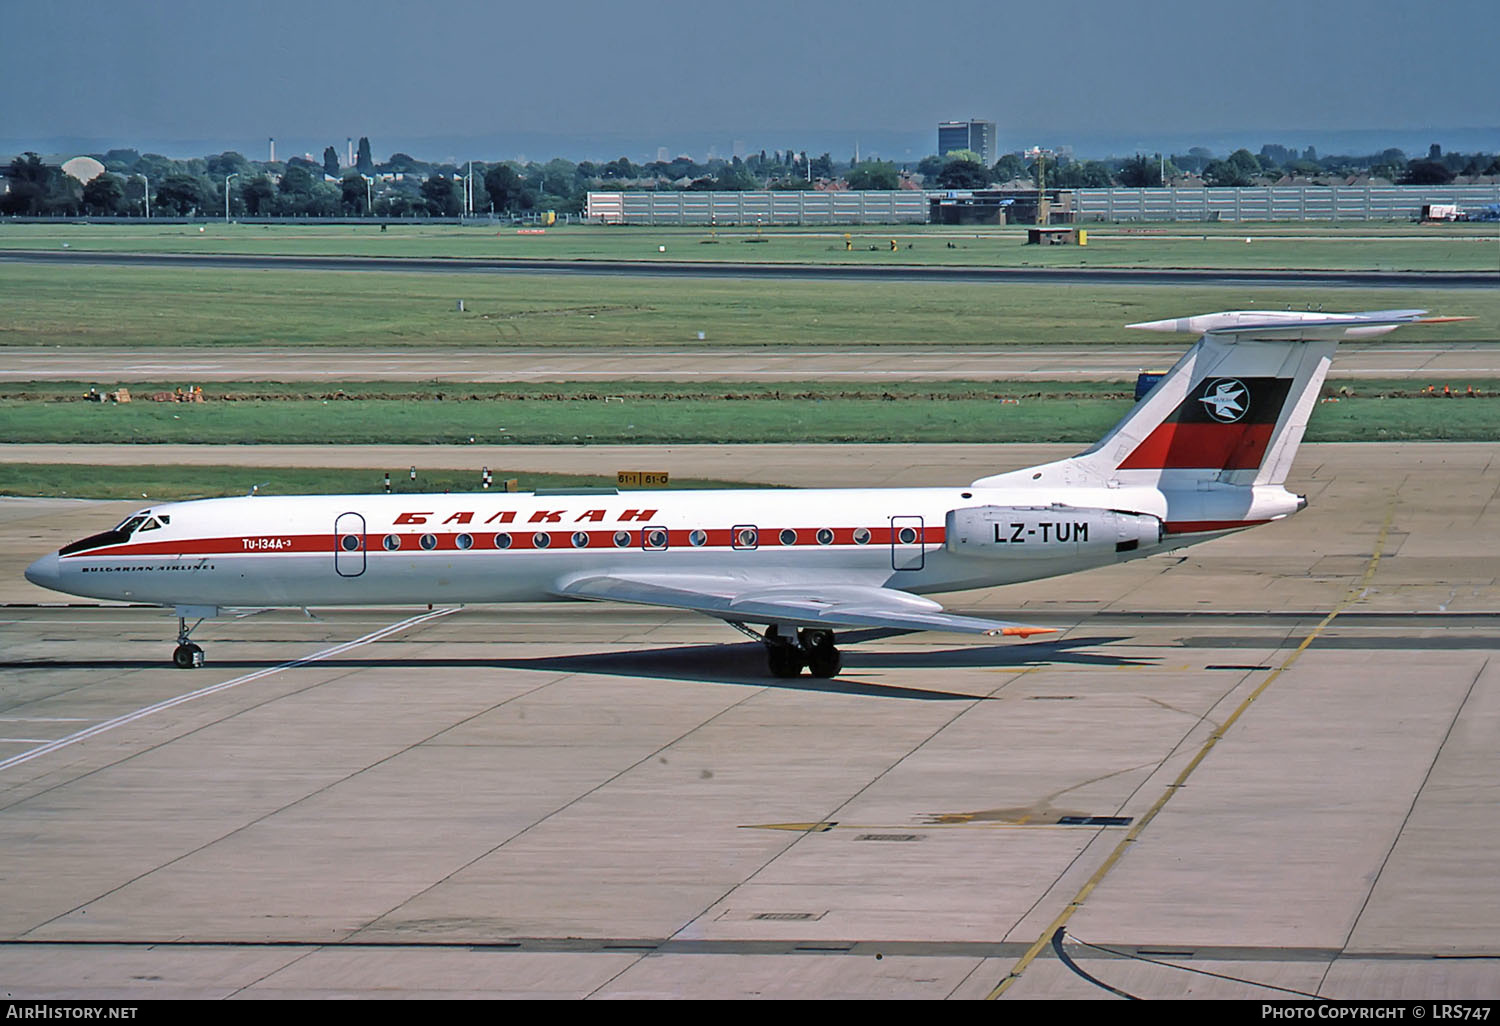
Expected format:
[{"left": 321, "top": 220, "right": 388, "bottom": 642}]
[{"left": 552, "top": 573, "right": 1055, "bottom": 637}]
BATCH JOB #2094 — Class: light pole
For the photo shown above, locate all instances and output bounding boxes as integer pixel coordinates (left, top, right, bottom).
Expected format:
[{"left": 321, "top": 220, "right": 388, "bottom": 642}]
[
  {"left": 140, "top": 174, "right": 150, "bottom": 219},
  {"left": 224, "top": 173, "right": 238, "bottom": 222},
  {"left": 361, "top": 174, "right": 372, "bottom": 217}
]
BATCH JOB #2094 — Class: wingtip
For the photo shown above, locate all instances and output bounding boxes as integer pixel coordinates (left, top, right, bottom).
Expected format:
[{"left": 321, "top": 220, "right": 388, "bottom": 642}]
[{"left": 1000, "top": 626, "right": 1058, "bottom": 638}]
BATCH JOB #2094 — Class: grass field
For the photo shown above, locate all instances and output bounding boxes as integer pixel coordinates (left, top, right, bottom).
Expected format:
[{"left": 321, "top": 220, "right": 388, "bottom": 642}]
[
  {"left": 1, "top": 264, "right": 1492, "bottom": 351},
  {"left": 0, "top": 464, "right": 757, "bottom": 501},
  {"left": 3, "top": 386, "right": 1493, "bottom": 445},
  {"left": 1, "top": 222, "right": 1497, "bottom": 271}
]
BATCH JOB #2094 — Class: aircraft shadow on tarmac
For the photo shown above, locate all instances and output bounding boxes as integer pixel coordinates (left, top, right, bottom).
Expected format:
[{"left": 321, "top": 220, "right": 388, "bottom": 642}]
[{"left": 5, "top": 635, "right": 1149, "bottom": 701}]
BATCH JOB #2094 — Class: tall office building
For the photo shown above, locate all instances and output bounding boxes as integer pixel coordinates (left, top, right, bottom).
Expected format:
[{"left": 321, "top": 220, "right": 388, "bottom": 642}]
[{"left": 937, "top": 120, "right": 996, "bottom": 165}]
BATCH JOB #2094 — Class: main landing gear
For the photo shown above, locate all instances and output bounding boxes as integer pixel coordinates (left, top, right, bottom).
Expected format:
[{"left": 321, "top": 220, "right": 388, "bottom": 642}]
[
  {"left": 173, "top": 613, "right": 206, "bottom": 669},
  {"left": 761, "top": 624, "right": 843, "bottom": 679}
]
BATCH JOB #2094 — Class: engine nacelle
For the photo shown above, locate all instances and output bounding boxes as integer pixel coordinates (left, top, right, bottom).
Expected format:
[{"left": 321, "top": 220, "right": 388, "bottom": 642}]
[{"left": 945, "top": 504, "right": 1163, "bottom": 560}]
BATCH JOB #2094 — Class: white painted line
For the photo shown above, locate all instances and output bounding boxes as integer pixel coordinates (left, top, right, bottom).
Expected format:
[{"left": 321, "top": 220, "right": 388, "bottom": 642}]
[
  {"left": 0, "top": 606, "right": 457, "bottom": 774},
  {"left": 0, "top": 717, "right": 93, "bottom": 723}
]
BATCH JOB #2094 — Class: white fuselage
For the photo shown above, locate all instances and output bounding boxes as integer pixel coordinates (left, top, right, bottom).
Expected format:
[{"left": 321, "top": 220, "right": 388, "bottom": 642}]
[{"left": 28, "top": 482, "right": 1301, "bottom": 614}]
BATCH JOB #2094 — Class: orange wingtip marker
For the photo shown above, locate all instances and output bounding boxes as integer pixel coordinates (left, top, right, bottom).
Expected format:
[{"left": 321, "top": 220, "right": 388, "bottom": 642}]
[
  {"left": 1416, "top": 316, "right": 1474, "bottom": 324},
  {"left": 1001, "top": 626, "right": 1058, "bottom": 638}
]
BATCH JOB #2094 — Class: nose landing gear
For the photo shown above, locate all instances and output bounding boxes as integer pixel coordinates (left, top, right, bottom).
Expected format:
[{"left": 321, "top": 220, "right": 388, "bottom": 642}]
[{"left": 171, "top": 608, "right": 214, "bottom": 669}]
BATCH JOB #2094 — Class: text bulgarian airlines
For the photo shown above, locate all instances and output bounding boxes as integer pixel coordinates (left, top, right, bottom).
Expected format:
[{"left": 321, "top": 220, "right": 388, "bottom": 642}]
[{"left": 994, "top": 522, "right": 1090, "bottom": 544}]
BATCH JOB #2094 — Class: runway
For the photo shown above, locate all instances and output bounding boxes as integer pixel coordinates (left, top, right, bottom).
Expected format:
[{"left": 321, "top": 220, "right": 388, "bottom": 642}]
[
  {"left": 6, "top": 341, "right": 1499, "bottom": 385},
  {"left": 2, "top": 442, "right": 1498, "bottom": 998},
  {"left": 4, "top": 248, "right": 1497, "bottom": 288}
]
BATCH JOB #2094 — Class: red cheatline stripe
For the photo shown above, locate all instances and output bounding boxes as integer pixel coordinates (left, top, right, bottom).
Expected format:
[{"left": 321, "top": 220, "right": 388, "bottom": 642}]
[
  {"left": 65, "top": 526, "right": 945, "bottom": 559},
  {"left": 1163, "top": 519, "right": 1269, "bottom": 535},
  {"left": 1119, "top": 421, "right": 1276, "bottom": 471}
]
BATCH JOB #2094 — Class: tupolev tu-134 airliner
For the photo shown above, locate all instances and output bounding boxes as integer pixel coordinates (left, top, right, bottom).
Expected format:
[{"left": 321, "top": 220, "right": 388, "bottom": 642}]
[{"left": 25, "top": 309, "right": 1461, "bottom": 677}]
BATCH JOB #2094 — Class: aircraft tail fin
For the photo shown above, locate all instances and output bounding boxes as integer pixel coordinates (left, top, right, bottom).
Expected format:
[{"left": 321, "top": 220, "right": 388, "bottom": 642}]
[{"left": 973, "top": 310, "right": 1462, "bottom": 490}]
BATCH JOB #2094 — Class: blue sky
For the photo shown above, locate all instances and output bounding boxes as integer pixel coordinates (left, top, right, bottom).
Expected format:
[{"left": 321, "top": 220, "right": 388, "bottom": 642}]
[{"left": 3, "top": 0, "right": 1496, "bottom": 161}]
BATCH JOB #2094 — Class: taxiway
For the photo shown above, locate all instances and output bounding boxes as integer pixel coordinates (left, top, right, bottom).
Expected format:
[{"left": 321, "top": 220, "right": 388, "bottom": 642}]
[{"left": 1, "top": 442, "right": 1497, "bottom": 998}]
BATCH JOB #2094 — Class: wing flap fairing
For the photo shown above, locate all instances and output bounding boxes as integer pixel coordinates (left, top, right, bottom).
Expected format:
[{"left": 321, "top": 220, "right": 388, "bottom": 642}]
[{"left": 553, "top": 574, "right": 1054, "bottom": 638}]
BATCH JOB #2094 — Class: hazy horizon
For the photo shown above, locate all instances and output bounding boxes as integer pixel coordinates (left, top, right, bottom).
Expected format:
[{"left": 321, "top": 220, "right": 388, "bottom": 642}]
[{"left": 3, "top": 0, "right": 1496, "bottom": 166}]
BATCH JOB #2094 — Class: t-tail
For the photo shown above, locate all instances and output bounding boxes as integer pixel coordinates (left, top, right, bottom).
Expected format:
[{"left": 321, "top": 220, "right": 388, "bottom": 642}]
[{"left": 973, "top": 309, "right": 1465, "bottom": 535}]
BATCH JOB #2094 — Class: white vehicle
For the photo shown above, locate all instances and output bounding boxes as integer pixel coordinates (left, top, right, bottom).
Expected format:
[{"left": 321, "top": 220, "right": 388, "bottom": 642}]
[{"left": 25, "top": 309, "right": 1456, "bottom": 677}]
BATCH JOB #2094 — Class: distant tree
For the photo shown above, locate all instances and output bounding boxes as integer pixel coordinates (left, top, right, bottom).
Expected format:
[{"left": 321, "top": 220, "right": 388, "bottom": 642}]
[
  {"left": 134, "top": 153, "right": 183, "bottom": 182},
  {"left": 810, "top": 153, "right": 833, "bottom": 179},
  {"left": 1227, "top": 149, "right": 1261, "bottom": 177},
  {"left": 1052, "top": 159, "right": 1114, "bottom": 188},
  {"left": 278, "top": 164, "right": 316, "bottom": 200},
  {"left": 205, "top": 151, "right": 254, "bottom": 178},
  {"left": 991, "top": 153, "right": 1026, "bottom": 183},
  {"left": 1203, "top": 159, "right": 1253, "bottom": 187},
  {"left": 1116, "top": 154, "right": 1161, "bottom": 188},
  {"left": 287, "top": 156, "right": 320, "bottom": 173},
  {"left": 323, "top": 146, "right": 340, "bottom": 177},
  {"left": 915, "top": 154, "right": 945, "bottom": 180},
  {"left": 1402, "top": 159, "right": 1456, "bottom": 185},
  {"left": 936, "top": 156, "right": 989, "bottom": 189},
  {"left": 384, "top": 152, "right": 422, "bottom": 173},
  {"left": 710, "top": 161, "right": 758, "bottom": 191},
  {"left": 304, "top": 181, "right": 341, "bottom": 216},
  {"left": 1202, "top": 149, "right": 1263, "bottom": 187},
  {"left": 483, "top": 164, "right": 528, "bottom": 211},
  {"left": 356, "top": 137, "right": 373, "bottom": 174},
  {"left": 82, "top": 173, "right": 125, "bottom": 215},
  {"left": 242, "top": 175, "right": 276, "bottom": 215},
  {"left": 1, "top": 153, "right": 52, "bottom": 215},
  {"left": 154, "top": 174, "right": 213, "bottom": 215},
  {"left": 421, "top": 173, "right": 460, "bottom": 216},
  {"left": 1258, "top": 144, "right": 1295, "bottom": 169},
  {"left": 123, "top": 175, "right": 150, "bottom": 216},
  {"left": 101, "top": 149, "right": 141, "bottom": 172},
  {"left": 537, "top": 158, "right": 580, "bottom": 201},
  {"left": 845, "top": 160, "right": 900, "bottom": 190},
  {"left": 340, "top": 173, "right": 368, "bottom": 215},
  {"left": 599, "top": 157, "right": 638, "bottom": 180}
]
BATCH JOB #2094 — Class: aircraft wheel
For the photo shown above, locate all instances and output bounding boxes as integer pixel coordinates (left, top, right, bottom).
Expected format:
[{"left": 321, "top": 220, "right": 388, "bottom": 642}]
[
  {"left": 173, "top": 643, "right": 204, "bottom": 669},
  {"left": 800, "top": 629, "right": 840, "bottom": 678},
  {"left": 766, "top": 643, "right": 803, "bottom": 678},
  {"left": 807, "top": 647, "right": 842, "bottom": 679}
]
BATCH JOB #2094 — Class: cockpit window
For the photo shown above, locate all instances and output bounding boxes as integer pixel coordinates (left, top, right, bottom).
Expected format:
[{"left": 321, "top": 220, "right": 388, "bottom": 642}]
[
  {"left": 115, "top": 516, "right": 149, "bottom": 535},
  {"left": 61, "top": 511, "right": 156, "bottom": 556}
]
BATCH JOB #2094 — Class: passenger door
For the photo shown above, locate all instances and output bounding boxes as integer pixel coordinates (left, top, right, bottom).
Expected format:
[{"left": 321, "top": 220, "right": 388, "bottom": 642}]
[
  {"left": 334, "top": 512, "right": 367, "bottom": 577},
  {"left": 890, "top": 515, "right": 925, "bottom": 571}
]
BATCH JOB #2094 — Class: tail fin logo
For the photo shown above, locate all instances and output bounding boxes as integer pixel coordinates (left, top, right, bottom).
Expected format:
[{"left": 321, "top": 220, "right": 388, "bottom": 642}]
[{"left": 1199, "top": 379, "right": 1249, "bottom": 423}]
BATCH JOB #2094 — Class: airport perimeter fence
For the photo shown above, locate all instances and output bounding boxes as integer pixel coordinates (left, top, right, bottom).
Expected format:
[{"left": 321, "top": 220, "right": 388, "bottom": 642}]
[
  {"left": 588, "top": 186, "right": 1500, "bottom": 225},
  {"left": 1074, "top": 185, "right": 1500, "bottom": 222},
  {"left": 586, "top": 190, "right": 929, "bottom": 225}
]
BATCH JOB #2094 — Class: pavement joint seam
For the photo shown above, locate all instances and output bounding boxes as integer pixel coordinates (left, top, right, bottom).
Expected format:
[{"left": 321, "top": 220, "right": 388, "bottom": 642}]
[
  {"left": 1321, "top": 654, "right": 1491, "bottom": 994},
  {"left": 985, "top": 498, "right": 1397, "bottom": 1000}
]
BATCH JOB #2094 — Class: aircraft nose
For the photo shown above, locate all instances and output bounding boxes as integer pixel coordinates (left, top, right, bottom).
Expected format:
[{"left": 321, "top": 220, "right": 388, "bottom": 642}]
[{"left": 24, "top": 552, "right": 61, "bottom": 591}]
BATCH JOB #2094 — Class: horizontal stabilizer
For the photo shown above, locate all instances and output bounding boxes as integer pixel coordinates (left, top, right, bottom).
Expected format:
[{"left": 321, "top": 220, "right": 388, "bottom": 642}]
[{"left": 1126, "top": 309, "right": 1466, "bottom": 340}]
